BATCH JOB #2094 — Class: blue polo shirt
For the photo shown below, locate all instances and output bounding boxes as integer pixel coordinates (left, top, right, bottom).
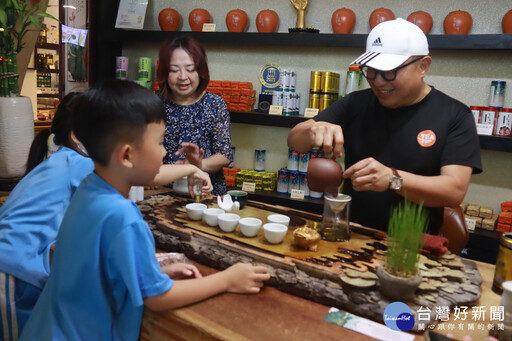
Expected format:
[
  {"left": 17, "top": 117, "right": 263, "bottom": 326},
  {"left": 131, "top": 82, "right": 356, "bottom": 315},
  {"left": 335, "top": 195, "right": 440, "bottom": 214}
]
[
  {"left": 20, "top": 172, "right": 173, "bottom": 341},
  {"left": 0, "top": 147, "right": 94, "bottom": 289}
]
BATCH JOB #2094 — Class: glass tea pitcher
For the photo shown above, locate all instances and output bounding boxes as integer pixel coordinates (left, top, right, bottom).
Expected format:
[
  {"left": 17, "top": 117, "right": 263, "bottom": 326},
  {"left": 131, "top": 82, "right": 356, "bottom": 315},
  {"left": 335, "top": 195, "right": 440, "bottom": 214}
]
[{"left": 319, "top": 193, "right": 351, "bottom": 242}]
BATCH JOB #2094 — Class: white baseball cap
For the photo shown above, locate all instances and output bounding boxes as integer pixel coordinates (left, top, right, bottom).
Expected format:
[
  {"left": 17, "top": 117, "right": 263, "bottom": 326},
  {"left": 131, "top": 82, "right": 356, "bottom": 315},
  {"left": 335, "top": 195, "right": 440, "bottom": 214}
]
[{"left": 351, "top": 18, "right": 429, "bottom": 71}]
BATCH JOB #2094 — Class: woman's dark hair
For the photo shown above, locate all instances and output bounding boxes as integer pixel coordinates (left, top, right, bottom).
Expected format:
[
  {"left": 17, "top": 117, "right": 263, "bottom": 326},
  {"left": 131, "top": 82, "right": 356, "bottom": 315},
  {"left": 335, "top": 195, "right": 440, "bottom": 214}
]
[
  {"left": 157, "top": 35, "right": 210, "bottom": 101},
  {"left": 72, "top": 80, "right": 165, "bottom": 166},
  {"left": 25, "top": 92, "right": 81, "bottom": 174}
]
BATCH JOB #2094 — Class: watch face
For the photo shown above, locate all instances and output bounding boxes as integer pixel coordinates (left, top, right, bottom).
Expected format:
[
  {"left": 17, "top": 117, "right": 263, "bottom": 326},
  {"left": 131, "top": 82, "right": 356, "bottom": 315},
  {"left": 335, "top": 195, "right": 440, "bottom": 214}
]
[
  {"left": 390, "top": 176, "right": 403, "bottom": 190},
  {"left": 390, "top": 176, "right": 402, "bottom": 190}
]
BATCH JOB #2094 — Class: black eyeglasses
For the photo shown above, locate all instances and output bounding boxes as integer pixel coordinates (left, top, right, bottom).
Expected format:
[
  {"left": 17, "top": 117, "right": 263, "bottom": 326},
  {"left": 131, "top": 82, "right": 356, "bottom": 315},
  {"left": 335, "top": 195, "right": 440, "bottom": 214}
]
[{"left": 361, "top": 56, "right": 425, "bottom": 82}]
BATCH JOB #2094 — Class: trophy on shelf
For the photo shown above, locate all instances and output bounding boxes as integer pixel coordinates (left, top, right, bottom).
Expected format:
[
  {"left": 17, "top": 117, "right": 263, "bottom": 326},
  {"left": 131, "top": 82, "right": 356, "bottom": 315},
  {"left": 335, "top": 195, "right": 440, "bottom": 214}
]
[{"left": 289, "top": 0, "right": 319, "bottom": 33}]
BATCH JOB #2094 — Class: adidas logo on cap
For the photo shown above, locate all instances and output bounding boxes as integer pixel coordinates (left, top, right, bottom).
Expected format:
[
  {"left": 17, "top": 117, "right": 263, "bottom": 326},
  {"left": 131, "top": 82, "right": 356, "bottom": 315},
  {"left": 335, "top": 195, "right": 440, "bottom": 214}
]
[{"left": 372, "top": 37, "right": 383, "bottom": 47}]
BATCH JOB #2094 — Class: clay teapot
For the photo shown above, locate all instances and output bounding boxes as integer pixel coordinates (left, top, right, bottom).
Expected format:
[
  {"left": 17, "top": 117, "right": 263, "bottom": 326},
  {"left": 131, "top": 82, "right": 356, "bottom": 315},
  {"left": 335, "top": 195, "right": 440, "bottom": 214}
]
[
  {"left": 407, "top": 11, "right": 433, "bottom": 34},
  {"left": 307, "top": 156, "right": 343, "bottom": 196},
  {"left": 331, "top": 8, "right": 356, "bottom": 34},
  {"left": 256, "top": 9, "right": 279, "bottom": 33},
  {"left": 443, "top": 10, "right": 472, "bottom": 34},
  {"left": 369, "top": 8, "right": 395, "bottom": 29},
  {"left": 189, "top": 8, "right": 211, "bottom": 32},
  {"left": 158, "top": 8, "right": 180, "bottom": 31},
  {"left": 226, "top": 9, "right": 248, "bottom": 32}
]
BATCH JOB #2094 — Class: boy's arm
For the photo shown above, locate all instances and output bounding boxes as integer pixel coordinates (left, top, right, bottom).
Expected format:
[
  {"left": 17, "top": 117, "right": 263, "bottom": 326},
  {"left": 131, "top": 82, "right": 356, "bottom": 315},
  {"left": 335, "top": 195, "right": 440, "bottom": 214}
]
[
  {"left": 144, "top": 263, "right": 270, "bottom": 311},
  {"left": 151, "top": 164, "right": 212, "bottom": 192}
]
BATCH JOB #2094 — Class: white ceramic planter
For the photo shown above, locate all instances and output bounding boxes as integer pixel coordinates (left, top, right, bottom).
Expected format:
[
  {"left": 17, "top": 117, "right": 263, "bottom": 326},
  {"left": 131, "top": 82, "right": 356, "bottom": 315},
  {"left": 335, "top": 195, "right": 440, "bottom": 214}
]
[{"left": 0, "top": 97, "right": 35, "bottom": 179}]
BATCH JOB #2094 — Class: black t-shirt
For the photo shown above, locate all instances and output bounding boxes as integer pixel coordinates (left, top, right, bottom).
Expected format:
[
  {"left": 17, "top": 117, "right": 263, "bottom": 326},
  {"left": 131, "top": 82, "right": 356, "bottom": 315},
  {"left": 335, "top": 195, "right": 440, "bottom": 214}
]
[{"left": 314, "top": 87, "right": 482, "bottom": 234}]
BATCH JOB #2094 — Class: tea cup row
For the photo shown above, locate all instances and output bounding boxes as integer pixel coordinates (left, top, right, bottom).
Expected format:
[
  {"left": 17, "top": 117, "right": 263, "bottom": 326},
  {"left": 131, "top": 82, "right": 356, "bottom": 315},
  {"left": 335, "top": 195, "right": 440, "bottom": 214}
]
[{"left": 185, "top": 203, "right": 289, "bottom": 244}]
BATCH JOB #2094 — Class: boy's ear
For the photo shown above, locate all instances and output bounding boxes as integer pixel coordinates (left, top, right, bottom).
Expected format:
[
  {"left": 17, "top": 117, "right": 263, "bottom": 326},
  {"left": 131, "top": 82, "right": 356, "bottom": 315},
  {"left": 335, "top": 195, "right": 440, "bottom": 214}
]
[{"left": 118, "top": 143, "right": 135, "bottom": 168}]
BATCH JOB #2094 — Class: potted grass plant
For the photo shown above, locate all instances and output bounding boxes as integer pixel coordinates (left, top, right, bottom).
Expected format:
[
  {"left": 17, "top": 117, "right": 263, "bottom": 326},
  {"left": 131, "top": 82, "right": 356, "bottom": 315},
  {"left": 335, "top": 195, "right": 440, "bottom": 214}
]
[
  {"left": 0, "top": 0, "right": 56, "bottom": 181},
  {"left": 376, "top": 199, "right": 429, "bottom": 300}
]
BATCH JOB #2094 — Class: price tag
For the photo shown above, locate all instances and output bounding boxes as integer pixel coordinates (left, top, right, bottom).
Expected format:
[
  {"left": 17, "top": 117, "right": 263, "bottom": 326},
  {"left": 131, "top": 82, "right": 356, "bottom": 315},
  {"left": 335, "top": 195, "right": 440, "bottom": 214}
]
[
  {"left": 476, "top": 123, "right": 494, "bottom": 136},
  {"left": 242, "top": 182, "right": 256, "bottom": 192},
  {"left": 290, "top": 189, "right": 305, "bottom": 200},
  {"left": 269, "top": 105, "right": 283, "bottom": 115},
  {"left": 202, "top": 23, "right": 216, "bottom": 32},
  {"left": 304, "top": 108, "right": 319, "bottom": 118},
  {"left": 464, "top": 217, "right": 476, "bottom": 231}
]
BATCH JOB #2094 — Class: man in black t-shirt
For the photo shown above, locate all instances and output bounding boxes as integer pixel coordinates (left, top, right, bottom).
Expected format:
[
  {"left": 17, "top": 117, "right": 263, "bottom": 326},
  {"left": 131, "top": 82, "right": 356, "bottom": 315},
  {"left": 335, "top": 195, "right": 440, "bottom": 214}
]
[{"left": 288, "top": 18, "right": 482, "bottom": 233}]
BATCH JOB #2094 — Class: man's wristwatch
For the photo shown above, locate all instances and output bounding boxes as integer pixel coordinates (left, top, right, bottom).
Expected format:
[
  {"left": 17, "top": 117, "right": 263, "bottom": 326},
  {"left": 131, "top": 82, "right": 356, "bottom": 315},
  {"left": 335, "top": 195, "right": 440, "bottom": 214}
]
[{"left": 388, "top": 168, "right": 403, "bottom": 191}]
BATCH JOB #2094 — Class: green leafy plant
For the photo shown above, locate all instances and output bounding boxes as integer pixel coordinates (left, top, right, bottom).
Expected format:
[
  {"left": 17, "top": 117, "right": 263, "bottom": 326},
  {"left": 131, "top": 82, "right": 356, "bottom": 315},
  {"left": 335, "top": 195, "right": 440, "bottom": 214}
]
[
  {"left": 0, "top": 0, "right": 57, "bottom": 97},
  {"left": 384, "top": 199, "right": 429, "bottom": 277}
]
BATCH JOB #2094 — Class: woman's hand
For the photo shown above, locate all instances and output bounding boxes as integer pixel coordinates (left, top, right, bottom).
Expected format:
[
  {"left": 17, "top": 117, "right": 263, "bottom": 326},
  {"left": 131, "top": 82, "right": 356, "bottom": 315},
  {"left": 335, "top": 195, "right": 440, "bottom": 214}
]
[
  {"left": 175, "top": 142, "right": 205, "bottom": 169},
  {"left": 161, "top": 263, "right": 202, "bottom": 280}
]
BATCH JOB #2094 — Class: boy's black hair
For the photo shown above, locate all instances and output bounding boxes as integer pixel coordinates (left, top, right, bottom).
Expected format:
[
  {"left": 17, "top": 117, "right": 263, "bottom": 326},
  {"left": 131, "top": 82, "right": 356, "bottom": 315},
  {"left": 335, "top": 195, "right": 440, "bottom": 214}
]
[
  {"left": 25, "top": 92, "right": 80, "bottom": 175},
  {"left": 72, "top": 80, "right": 165, "bottom": 166}
]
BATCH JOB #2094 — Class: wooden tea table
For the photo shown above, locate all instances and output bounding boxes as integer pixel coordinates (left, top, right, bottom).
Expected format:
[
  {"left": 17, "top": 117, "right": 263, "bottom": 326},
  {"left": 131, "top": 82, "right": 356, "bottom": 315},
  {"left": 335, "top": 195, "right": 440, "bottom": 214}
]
[
  {"left": 139, "top": 191, "right": 501, "bottom": 340},
  {"left": 140, "top": 261, "right": 499, "bottom": 341}
]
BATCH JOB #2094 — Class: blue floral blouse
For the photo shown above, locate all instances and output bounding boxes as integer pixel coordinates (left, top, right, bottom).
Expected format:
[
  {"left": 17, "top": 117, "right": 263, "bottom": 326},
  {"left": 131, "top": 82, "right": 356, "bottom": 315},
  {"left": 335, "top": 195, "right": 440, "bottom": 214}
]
[{"left": 157, "top": 91, "right": 233, "bottom": 195}]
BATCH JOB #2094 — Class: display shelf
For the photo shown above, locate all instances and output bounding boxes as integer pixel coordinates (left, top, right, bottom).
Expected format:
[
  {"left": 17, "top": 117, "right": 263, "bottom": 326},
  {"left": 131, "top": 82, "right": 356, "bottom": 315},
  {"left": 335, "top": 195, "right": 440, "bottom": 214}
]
[
  {"left": 240, "top": 189, "right": 324, "bottom": 215},
  {"left": 230, "top": 112, "right": 512, "bottom": 152},
  {"left": 37, "top": 43, "right": 59, "bottom": 50},
  {"left": 478, "top": 135, "right": 512, "bottom": 152},
  {"left": 36, "top": 68, "right": 59, "bottom": 74},
  {"left": 36, "top": 93, "right": 59, "bottom": 98},
  {"left": 229, "top": 111, "right": 308, "bottom": 128},
  {"left": 103, "top": 30, "right": 512, "bottom": 50}
]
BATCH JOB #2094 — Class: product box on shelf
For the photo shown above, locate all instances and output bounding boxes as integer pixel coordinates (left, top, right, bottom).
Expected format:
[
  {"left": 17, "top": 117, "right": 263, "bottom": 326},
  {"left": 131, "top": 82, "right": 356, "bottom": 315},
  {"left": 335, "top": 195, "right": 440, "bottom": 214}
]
[{"left": 207, "top": 80, "right": 256, "bottom": 112}]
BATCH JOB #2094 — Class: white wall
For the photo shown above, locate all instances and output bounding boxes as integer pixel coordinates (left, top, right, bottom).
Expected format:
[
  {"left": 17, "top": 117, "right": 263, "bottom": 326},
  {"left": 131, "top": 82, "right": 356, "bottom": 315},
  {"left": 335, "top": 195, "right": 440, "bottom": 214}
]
[{"left": 121, "top": 0, "right": 512, "bottom": 211}]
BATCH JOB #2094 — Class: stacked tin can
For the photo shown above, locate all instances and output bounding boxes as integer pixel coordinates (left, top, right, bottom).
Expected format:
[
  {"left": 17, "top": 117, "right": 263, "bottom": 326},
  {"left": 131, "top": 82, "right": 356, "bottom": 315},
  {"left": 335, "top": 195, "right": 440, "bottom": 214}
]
[
  {"left": 235, "top": 169, "right": 276, "bottom": 192},
  {"left": 275, "top": 149, "right": 322, "bottom": 199},
  {"left": 309, "top": 71, "right": 340, "bottom": 111},
  {"left": 271, "top": 69, "right": 300, "bottom": 115}
]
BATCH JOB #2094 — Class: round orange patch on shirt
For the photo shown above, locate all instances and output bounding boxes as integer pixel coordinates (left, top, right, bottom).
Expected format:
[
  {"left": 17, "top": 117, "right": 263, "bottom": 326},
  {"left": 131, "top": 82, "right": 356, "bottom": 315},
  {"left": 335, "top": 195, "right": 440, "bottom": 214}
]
[{"left": 417, "top": 130, "right": 436, "bottom": 147}]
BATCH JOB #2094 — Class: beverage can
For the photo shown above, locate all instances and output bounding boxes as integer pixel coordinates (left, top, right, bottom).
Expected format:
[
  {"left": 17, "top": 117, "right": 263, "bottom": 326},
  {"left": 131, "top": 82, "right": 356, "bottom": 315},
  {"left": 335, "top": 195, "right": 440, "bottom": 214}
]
[
  {"left": 288, "top": 170, "right": 299, "bottom": 194},
  {"left": 272, "top": 91, "right": 283, "bottom": 106},
  {"left": 469, "top": 105, "right": 483, "bottom": 124},
  {"left": 489, "top": 81, "right": 507, "bottom": 108},
  {"left": 289, "top": 69, "right": 297, "bottom": 92},
  {"left": 493, "top": 232, "right": 512, "bottom": 293},
  {"left": 277, "top": 168, "right": 289, "bottom": 194},
  {"left": 254, "top": 149, "right": 266, "bottom": 171},
  {"left": 495, "top": 108, "right": 512, "bottom": 137},
  {"left": 344, "top": 65, "right": 362, "bottom": 95},
  {"left": 115, "top": 56, "right": 129, "bottom": 80},
  {"left": 288, "top": 148, "right": 299, "bottom": 171},
  {"left": 310, "top": 71, "right": 323, "bottom": 92},
  {"left": 298, "top": 152, "right": 310, "bottom": 172},
  {"left": 138, "top": 57, "right": 152, "bottom": 81},
  {"left": 298, "top": 171, "right": 309, "bottom": 197}
]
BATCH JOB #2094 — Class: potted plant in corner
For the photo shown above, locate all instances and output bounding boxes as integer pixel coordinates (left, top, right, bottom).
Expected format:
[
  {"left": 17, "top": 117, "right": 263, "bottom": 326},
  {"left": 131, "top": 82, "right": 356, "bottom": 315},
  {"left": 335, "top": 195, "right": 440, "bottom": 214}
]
[
  {"left": 0, "top": 0, "right": 56, "bottom": 184},
  {"left": 376, "top": 199, "right": 429, "bottom": 300}
]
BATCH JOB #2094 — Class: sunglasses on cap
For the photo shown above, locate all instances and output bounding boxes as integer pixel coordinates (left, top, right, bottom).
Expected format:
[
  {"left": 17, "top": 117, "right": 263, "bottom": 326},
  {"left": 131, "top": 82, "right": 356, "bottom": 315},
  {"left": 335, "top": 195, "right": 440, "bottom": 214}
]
[{"left": 361, "top": 56, "right": 425, "bottom": 82}]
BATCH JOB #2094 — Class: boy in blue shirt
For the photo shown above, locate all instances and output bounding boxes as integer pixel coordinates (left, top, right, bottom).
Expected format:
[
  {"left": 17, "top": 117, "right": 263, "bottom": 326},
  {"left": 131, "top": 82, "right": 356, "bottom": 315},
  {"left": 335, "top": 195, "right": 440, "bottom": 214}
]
[{"left": 20, "top": 80, "right": 270, "bottom": 340}]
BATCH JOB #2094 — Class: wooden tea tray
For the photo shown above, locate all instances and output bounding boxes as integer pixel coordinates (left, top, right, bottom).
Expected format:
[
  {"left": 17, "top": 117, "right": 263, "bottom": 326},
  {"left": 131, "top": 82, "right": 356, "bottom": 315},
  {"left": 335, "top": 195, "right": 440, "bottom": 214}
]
[{"left": 139, "top": 194, "right": 482, "bottom": 332}]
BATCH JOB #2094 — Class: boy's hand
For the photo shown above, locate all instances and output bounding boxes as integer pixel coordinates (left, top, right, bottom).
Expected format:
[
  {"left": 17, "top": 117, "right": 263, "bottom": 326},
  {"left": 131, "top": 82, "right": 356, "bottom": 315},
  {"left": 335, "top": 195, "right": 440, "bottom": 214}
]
[
  {"left": 224, "top": 263, "right": 270, "bottom": 294},
  {"left": 187, "top": 169, "right": 213, "bottom": 198},
  {"left": 161, "top": 263, "right": 202, "bottom": 280}
]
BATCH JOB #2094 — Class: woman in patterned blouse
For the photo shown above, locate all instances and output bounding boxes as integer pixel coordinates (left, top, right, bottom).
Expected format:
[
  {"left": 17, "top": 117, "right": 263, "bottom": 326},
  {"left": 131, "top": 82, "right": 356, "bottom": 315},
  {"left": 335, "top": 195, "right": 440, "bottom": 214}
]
[{"left": 156, "top": 35, "right": 232, "bottom": 195}]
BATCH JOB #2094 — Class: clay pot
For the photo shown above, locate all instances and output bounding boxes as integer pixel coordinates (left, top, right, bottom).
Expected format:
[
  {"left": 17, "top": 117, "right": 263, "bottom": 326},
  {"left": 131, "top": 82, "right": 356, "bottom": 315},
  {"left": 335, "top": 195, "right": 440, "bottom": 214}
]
[
  {"left": 189, "top": 8, "right": 211, "bottom": 32},
  {"left": 226, "top": 9, "right": 248, "bottom": 32},
  {"left": 331, "top": 8, "right": 356, "bottom": 34},
  {"left": 256, "top": 9, "right": 279, "bottom": 33},
  {"left": 307, "top": 156, "right": 343, "bottom": 196},
  {"left": 158, "top": 8, "right": 180, "bottom": 31},
  {"left": 443, "top": 10, "right": 472, "bottom": 34},
  {"left": 503, "top": 10, "right": 512, "bottom": 34},
  {"left": 407, "top": 11, "right": 433, "bottom": 34},
  {"left": 376, "top": 265, "right": 422, "bottom": 300},
  {"left": 369, "top": 8, "right": 395, "bottom": 30}
]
